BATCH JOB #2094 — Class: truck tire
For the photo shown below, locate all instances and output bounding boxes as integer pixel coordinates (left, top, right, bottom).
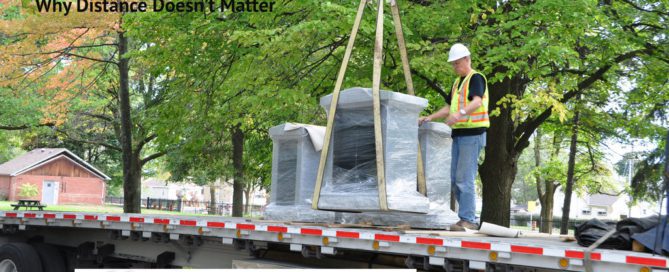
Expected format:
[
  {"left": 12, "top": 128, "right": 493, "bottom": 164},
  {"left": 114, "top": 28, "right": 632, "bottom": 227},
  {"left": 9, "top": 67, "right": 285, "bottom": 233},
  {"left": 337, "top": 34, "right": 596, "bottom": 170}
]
[
  {"left": 0, "top": 243, "right": 44, "bottom": 272},
  {"left": 32, "top": 244, "right": 66, "bottom": 272}
]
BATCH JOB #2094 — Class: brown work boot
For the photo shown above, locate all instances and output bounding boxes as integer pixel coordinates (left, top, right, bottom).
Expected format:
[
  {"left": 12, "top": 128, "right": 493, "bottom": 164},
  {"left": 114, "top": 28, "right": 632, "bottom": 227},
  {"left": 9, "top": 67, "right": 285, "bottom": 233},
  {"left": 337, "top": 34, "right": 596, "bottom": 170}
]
[
  {"left": 449, "top": 224, "right": 465, "bottom": 231},
  {"left": 455, "top": 220, "right": 480, "bottom": 230}
]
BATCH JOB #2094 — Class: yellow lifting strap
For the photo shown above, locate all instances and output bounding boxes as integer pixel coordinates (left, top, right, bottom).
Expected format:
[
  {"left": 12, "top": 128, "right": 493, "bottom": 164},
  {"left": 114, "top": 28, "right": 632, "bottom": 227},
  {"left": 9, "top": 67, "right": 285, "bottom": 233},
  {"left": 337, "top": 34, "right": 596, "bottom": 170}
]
[
  {"left": 312, "top": 0, "right": 426, "bottom": 211},
  {"left": 390, "top": 0, "right": 427, "bottom": 196}
]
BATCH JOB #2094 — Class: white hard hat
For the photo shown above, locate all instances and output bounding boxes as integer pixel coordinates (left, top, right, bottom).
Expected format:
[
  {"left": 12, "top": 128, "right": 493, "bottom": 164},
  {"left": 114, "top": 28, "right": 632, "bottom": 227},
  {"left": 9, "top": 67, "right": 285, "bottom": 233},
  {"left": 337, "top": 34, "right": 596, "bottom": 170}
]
[{"left": 448, "top": 43, "right": 471, "bottom": 62}]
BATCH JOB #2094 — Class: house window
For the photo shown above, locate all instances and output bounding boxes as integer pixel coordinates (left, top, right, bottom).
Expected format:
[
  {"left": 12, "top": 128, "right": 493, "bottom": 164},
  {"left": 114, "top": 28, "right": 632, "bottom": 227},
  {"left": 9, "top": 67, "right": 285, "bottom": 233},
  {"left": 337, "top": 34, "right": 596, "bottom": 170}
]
[
  {"left": 597, "top": 211, "right": 607, "bottom": 216},
  {"left": 582, "top": 210, "right": 591, "bottom": 215}
]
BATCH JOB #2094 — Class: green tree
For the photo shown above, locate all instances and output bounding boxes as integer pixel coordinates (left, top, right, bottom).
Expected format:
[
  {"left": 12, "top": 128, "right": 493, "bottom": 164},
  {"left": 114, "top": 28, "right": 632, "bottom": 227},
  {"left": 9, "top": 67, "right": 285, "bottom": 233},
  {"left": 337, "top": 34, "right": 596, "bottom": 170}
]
[
  {"left": 628, "top": 146, "right": 668, "bottom": 202},
  {"left": 124, "top": 2, "right": 329, "bottom": 216},
  {"left": 511, "top": 139, "right": 538, "bottom": 206},
  {"left": 0, "top": 2, "right": 172, "bottom": 212},
  {"left": 618, "top": 49, "right": 669, "bottom": 202},
  {"left": 533, "top": 128, "right": 565, "bottom": 234},
  {"left": 532, "top": 104, "right": 619, "bottom": 234},
  {"left": 126, "top": 0, "right": 668, "bottom": 225},
  {"left": 0, "top": 131, "right": 23, "bottom": 163}
]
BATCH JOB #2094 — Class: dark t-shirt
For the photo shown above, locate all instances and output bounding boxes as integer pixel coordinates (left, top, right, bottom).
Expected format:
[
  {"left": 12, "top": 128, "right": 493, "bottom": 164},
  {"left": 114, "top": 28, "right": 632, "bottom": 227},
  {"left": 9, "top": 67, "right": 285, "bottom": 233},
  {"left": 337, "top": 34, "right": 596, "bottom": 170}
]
[{"left": 446, "top": 73, "right": 487, "bottom": 137}]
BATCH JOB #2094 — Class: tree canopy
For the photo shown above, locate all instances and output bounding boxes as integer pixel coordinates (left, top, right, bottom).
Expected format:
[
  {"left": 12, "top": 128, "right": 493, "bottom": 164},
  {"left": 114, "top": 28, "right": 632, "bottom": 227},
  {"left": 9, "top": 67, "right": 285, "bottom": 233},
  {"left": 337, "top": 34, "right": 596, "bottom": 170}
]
[{"left": 0, "top": 0, "right": 666, "bottom": 221}]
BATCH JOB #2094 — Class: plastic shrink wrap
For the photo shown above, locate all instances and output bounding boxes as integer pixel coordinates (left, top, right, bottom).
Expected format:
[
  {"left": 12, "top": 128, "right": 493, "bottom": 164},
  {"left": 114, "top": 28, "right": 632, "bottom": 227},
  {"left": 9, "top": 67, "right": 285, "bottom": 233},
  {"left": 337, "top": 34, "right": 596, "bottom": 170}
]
[
  {"left": 316, "top": 88, "right": 430, "bottom": 213},
  {"left": 264, "top": 124, "right": 335, "bottom": 222},
  {"left": 342, "top": 122, "right": 458, "bottom": 228}
]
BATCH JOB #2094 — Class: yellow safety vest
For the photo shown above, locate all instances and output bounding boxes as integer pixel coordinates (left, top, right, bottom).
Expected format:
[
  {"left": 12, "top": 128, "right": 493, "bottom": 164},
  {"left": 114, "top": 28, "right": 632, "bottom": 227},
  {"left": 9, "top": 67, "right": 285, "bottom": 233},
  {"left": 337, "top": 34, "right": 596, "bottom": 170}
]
[{"left": 449, "top": 70, "right": 490, "bottom": 129}]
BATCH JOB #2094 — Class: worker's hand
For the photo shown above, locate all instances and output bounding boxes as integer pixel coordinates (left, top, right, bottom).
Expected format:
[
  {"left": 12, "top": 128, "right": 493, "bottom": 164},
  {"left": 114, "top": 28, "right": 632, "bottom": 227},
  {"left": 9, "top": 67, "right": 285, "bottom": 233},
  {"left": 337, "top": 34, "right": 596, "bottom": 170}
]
[
  {"left": 418, "top": 116, "right": 432, "bottom": 125},
  {"left": 446, "top": 112, "right": 462, "bottom": 126}
]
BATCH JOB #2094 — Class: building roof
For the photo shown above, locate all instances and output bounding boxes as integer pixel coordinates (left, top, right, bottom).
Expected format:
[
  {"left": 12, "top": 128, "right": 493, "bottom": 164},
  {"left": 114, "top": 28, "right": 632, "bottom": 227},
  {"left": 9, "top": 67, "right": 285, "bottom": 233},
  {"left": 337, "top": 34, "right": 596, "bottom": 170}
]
[
  {"left": 0, "top": 148, "right": 110, "bottom": 180},
  {"left": 588, "top": 194, "right": 619, "bottom": 207},
  {"left": 143, "top": 178, "right": 168, "bottom": 187}
]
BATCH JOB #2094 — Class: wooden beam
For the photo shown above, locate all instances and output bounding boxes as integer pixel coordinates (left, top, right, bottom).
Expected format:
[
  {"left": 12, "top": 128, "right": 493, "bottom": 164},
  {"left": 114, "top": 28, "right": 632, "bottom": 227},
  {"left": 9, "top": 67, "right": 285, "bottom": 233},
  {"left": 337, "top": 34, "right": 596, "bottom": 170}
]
[
  {"left": 391, "top": 0, "right": 425, "bottom": 196},
  {"left": 372, "top": 0, "right": 388, "bottom": 211},
  {"left": 417, "top": 144, "right": 427, "bottom": 196},
  {"left": 390, "top": 0, "right": 415, "bottom": 95}
]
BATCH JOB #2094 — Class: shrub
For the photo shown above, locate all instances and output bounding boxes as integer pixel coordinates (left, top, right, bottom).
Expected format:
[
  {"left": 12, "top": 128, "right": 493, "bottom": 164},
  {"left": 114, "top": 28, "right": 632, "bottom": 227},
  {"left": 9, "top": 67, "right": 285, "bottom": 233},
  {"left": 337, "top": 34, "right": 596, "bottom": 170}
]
[{"left": 18, "top": 183, "right": 39, "bottom": 198}]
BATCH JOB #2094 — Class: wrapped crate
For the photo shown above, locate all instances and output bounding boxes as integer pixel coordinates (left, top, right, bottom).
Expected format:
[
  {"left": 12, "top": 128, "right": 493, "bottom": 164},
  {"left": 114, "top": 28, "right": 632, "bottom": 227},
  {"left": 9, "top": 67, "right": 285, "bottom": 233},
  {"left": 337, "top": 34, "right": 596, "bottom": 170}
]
[
  {"left": 342, "top": 122, "right": 458, "bottom": 228},
  {"left": 419, "top": 122, "right": 454, "bottom": 210},
  {"left": 315, "top": 87, "right": 429, "bottom": 213},
  {"left": 264, "top": 123, "right": 334, "bottom": 222}
]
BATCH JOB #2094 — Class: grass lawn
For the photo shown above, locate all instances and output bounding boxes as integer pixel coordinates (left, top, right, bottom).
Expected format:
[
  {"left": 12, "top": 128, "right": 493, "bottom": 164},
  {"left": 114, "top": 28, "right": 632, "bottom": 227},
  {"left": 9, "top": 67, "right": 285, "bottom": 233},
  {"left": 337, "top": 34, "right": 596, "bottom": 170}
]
[{"left": 0, "top": 201, "right": 221, "bottom": 217}]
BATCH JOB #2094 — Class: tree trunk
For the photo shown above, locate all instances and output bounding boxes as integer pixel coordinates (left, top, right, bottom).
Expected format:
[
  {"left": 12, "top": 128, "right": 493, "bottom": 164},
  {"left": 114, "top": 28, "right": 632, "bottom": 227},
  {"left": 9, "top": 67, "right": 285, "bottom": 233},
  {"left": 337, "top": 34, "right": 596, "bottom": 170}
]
[
  {"left": 232, "top": 125, "right": 244, "bottom": 217},
  {"left": 538, "top": 179, "right": 558, "bottom": 234},
  {"left": 118, "top": 31, "right": 140, "bottom": 214},
  {"left": 244, "top": 189, "right": 251, "bottom": 215},
  {"left": 480, "top": 158, "right": 516, "bottom": 226},
  {"left": 538, "top": 132, "right": 562, "bottom": 234},
  {"left": 560, "top": 107, "right": 580, "bottom": 234},
  {"left": 126, "top": 155, "right": 142, "bottom": 213},
  {"left": 209, "top": 185, "right": 217, "bottom": 215},
  {"left": 539, "top": 191, "right": 555, "bottom": 234},
  {"left": 534, "top": 130, "right": 542, "bottom": 182},
  {"left": 479, "top": 78, "right": 522, "bottom": 227},
  {"left": 534, "top": 129, "right": 547, "bottom": 233}
]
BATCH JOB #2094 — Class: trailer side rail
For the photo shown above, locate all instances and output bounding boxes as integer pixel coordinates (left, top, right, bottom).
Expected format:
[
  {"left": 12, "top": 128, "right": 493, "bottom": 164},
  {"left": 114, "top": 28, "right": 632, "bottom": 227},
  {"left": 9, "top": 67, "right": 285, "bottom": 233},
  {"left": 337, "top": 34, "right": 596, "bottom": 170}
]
[{"left": 1, "top": 211, "right": 667, "bottom": 271}]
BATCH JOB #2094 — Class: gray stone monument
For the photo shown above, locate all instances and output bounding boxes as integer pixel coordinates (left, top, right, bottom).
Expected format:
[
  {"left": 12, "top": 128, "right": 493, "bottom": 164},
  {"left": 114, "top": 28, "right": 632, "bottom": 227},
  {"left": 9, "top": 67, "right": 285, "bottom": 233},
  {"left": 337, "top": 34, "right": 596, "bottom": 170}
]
[
  {"left": 316, "top": 87, "right": 430, "bottom": 213},
  {"left": 419, "top": 122, "right": 454, "bottom": 210},
  {"left": 264, "top": 123, "right": 334, "bottom": 222},
  {"left": 341, "top": 122, "right": 459, "bottom": 228}
]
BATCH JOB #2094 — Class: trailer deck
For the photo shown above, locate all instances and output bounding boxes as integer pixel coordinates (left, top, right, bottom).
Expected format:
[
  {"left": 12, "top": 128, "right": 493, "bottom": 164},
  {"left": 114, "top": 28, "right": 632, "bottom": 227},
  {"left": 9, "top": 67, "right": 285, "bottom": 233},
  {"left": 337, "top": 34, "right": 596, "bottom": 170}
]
[{"left": 1, "top": 210, "right": 667, "bottom": 271}]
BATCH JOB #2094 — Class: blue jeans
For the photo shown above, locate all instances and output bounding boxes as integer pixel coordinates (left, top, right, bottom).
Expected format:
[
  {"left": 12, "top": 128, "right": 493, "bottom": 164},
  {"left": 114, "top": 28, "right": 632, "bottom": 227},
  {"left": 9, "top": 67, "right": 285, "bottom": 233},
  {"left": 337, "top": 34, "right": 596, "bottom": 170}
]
[{"left": 451, "top": 132, "right": 486, "bottom": 223}]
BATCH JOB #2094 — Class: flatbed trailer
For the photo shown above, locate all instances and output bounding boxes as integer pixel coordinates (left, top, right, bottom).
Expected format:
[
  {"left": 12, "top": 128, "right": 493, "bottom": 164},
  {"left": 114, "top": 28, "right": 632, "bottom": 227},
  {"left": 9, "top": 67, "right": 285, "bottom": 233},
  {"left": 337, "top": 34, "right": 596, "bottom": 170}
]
[{"left": 0, "top": 210, "right": 667, "bottom": 271}]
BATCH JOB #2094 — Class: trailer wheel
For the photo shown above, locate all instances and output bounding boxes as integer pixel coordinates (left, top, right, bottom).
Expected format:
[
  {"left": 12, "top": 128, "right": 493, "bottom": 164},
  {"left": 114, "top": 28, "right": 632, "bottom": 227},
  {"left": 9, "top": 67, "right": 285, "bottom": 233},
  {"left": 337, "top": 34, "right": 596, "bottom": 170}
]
[
  {"left": 32, "top": 244, "right": 66, "bottom": 272},
  {"left": 0, "top": 243, "right": 44, "bottom": 272}
]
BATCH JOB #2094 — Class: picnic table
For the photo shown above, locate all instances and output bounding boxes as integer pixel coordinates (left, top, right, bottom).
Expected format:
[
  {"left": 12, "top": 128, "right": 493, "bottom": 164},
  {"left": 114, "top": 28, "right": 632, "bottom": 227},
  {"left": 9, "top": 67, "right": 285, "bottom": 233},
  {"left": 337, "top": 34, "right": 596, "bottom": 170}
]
[{"left": 11, "top": 199, "right": 46, "bottom": 211}]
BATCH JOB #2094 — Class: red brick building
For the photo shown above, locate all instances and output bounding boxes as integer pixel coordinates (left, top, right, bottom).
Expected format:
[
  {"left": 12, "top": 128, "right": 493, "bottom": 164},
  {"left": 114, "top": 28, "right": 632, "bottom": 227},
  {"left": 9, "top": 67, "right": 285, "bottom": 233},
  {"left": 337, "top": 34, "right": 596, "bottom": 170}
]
[{"left": 0, "top": 148, "right": 110, "bottom": 205}]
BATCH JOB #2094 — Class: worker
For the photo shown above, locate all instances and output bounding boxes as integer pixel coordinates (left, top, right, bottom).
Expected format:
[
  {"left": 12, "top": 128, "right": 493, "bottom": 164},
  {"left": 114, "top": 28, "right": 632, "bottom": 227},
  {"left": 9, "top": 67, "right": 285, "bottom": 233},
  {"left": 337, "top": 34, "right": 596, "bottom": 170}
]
[{"left": 419, "top": 43, "right": 489, "bottom": 230}]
